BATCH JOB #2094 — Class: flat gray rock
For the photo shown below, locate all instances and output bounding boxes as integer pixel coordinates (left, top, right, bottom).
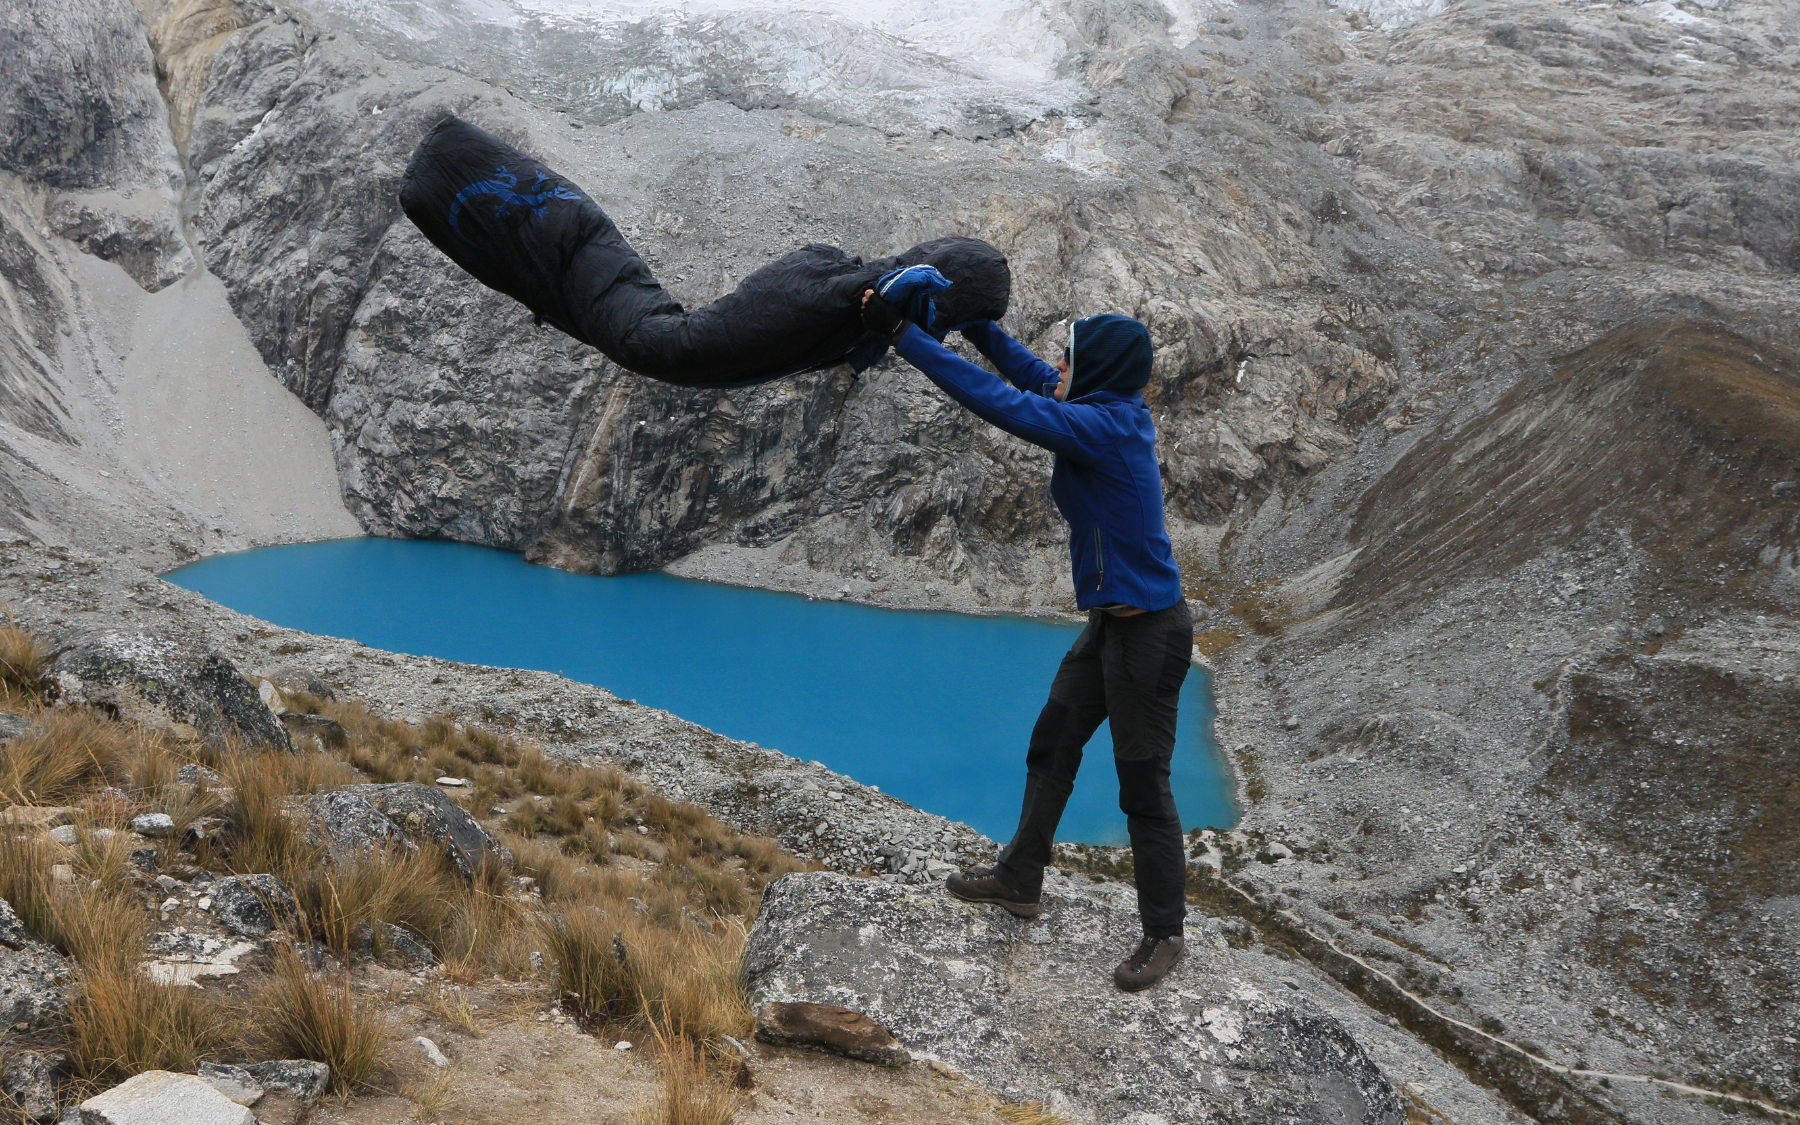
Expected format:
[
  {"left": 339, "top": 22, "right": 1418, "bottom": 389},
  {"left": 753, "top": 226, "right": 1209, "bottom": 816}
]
[
  {"left": 0, "top": 712, "right": 42, "bottom": 745},
  {"left": 744, "top": 872, "right": 1401, "bottom": 1125},
  {"left": 241, "top": 1060, "right": 329, "bottom": 1101},
  {"left": 77, "top": 1071, "right": 253, "bottom": 1125},
  {"left": 194, "top": 1064, "right": 260, "bottom": 1107}
]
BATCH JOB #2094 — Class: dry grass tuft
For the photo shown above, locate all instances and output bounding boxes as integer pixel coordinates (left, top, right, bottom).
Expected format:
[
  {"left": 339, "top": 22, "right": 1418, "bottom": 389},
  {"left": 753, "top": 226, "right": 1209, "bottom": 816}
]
[
  {"left": 256, "top": 946, "right": 394, "bottom": 1093},
  {"left": 217, "top": 752, "right": 327, "bottom": 878},
  {"left": 0, "top": 835, "right": 143, "bottom": 969},
  {"left": 292, "top": 843, "right": 458, "bottom": 955},
  {"left": 631, "top": 1018, "right": 749, "bottom": 1125},
  {"left": 0, "top": 611, "right": 53, "bottom": 705},
  {"left": 404, "top": 1069, "right": 459, "bottom": 1123},
  {"left": 69, "top": 825, "right": 136, "bottom": 895},
  {"left": 0, "top": 831, "right": 57, "bottom": 939},
  {"left": 538, "top": 904, "right": 751, "bottom": 1041},
  {"left": 67, "top": 959, "right": 236, "bottom": 1082},
  {"left": 423, "top": 982, "right": 484, "bottom": 1038},
  {"left": 0, "top": 707, "right": 138, "bottom": 806}
]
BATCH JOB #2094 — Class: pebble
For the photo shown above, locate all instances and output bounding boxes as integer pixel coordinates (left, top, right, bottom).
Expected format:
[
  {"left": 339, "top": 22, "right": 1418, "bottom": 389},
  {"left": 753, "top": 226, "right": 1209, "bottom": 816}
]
[
  {"left": 614, "top": 1041, "right": 633, "bottom": 1051},
  {"left": 415, "top": 1037, "right": 449, "bottom": 1068},
  {"left": 130, "top": 812, "right": 176, "bottom": 837},
  {"left": 434, "top": 777, "right": 468, "bottom": 788}
]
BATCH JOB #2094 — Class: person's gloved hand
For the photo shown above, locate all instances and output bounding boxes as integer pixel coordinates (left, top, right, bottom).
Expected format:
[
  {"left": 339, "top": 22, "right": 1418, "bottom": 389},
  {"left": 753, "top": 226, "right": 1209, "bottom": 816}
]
[{"left": 861, "top": 290, "right": 907, "bottom": 341}]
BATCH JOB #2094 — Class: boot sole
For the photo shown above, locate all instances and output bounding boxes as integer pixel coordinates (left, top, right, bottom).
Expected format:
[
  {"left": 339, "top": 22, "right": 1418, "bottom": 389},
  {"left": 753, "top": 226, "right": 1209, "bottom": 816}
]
[
  {"left": 1114, "top": 946, "right": 1184, "bottom": 992},
  {"left": 945, "top": 886, "right": 1042, "bottom": 919}
]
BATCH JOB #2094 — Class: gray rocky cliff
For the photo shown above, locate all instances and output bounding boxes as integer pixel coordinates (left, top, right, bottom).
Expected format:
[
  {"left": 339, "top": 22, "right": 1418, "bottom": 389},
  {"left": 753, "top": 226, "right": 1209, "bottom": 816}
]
[{"left": 3, "top": 0, "right": 1799, "bottom": 1121}]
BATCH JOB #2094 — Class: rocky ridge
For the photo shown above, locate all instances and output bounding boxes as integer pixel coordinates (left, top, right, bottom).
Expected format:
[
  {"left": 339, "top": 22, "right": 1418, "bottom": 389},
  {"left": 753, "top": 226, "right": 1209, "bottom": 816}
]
[{"left": 745, "top": 870, "right": 1405, "bottom": 1125}]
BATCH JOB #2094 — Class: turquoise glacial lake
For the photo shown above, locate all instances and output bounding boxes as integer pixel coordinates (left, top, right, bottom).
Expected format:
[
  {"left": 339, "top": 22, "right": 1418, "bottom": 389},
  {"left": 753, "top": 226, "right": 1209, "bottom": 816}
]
[{"left": 167, "top": 538, "right": 1236, "bottom": 845}]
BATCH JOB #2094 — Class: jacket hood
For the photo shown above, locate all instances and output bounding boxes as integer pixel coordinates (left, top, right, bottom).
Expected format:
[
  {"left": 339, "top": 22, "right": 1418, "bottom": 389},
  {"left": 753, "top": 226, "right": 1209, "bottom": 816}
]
[{"left": 1067, "top": 314, "right": 1153, "bottom": 400}]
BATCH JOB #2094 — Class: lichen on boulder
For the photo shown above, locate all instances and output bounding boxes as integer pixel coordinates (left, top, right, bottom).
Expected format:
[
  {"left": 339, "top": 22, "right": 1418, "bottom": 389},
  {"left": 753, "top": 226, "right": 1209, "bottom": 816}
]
[
  {"left": 341, "top": 782, "right": 511, "bottom": 878},
  {"left": 209, "top": 874, "right": 301, "bottom": 937},
  {"left": 48, "top": 632, "right": 289, "bottom": 750},
  {"left": 0, "top": 897, "right": 68, "bottom": 1031}
]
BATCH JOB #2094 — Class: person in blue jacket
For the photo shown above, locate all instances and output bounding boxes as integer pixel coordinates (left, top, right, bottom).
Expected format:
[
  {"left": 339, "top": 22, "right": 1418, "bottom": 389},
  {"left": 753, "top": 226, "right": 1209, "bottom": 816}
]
[{"left": 862, "top": 287, "right": 1193, "bottom": 992}]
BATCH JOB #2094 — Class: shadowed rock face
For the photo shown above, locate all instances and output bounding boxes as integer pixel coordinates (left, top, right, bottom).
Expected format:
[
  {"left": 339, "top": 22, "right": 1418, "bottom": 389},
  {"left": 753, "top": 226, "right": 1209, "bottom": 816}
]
[{"left": 745, "top": 871, "right": 1403, "bottom": 1125}]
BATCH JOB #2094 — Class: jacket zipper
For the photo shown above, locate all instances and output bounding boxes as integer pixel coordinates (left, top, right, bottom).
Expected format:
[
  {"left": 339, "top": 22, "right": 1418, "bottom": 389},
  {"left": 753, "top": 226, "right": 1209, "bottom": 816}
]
[{"left": 1093, "top": 529, "right": 1104, "bottom": 591}]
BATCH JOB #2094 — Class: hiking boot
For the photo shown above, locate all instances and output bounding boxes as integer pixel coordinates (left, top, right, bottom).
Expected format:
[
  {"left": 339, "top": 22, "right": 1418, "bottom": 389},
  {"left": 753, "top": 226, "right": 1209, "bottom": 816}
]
[
  {"left": 945, "top": 866, "right": 1041, "bottom": 919},
  {"left": 1113, "top": 934, "right": 1184, "bottom": 992}
]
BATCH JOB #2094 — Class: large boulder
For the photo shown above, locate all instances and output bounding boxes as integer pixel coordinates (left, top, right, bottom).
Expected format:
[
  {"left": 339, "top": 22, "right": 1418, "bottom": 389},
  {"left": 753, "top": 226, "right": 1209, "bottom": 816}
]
[
  {"left": 48, "top": 633, "right": 289, "bottom": 750},
  {"left": 744, "top": 872, "right": 1402, "bottom": 1125},
  {"left": 77, "top": 1070, "right": 253, "bottom": 1125},
  {"left": 297, "top": 790, "right": 415, "bottom": 861},
  {"left": 341, "top": 783, "right": 510, "bottom": 878},
  {"left": 0, "top": 897, "right": 68, "bottom": 1030}
]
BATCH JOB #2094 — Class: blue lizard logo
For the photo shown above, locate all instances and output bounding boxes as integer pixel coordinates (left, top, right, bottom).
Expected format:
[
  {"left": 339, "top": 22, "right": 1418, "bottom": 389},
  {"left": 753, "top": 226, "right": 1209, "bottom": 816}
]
[{"left": 448, "top": 165, "right": 582, "bottom": 244}]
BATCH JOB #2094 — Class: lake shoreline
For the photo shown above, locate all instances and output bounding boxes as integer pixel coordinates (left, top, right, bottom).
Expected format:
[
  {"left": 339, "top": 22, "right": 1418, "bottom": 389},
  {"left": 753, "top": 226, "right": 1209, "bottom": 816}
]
[{"left": 165, "top": 537, "right": 1238, "bottom": 844}]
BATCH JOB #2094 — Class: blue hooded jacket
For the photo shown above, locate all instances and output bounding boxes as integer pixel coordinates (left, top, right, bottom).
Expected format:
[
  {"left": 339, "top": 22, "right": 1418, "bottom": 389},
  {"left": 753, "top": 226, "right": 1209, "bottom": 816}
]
[{"left": 895, "top": 315, "right": 1184, "bottom": 612}]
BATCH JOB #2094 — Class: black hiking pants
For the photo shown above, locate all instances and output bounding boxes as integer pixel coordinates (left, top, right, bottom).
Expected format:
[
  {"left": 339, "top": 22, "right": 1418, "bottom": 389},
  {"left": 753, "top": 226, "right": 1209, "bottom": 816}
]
[{"left": 994, "top": 601, "right": 1192, "bottom": 938}]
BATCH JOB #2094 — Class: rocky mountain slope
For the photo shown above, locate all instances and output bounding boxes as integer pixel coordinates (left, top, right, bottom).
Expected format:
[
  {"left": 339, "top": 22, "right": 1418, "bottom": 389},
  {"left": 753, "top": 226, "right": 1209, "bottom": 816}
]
[{"left": 2, "top": 0, "right": 1798, "bottom": 1120}]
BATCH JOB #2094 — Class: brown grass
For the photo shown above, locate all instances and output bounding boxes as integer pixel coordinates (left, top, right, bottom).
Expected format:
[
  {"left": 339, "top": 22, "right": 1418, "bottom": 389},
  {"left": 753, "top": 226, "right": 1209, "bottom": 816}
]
[
  {"left": 404, "top": 1069, "right": 459, "bottom": 1123},
  {"left": 0, "top": 827, "right": 229, "bottom": 1084},
  {"left": 0, "top": 708, "right": 137, "bottom": 805},
  {"left": 255, "top": 946, "right": 394, "bottom": 1093},
  {"left": 1, "top": 675, "right": 807, "bottom": 1084},
  {"left": 292, "top": 842, "right": 459, "bottom": 955},
  {"left": 442, "top": 881, "right": 537, "bottom": 982},
  {"left": 631, "top": 1019, "right": 750, "bottom": 1125},
  {"left": 67, "top": 959, "right": 235, "bottom": 1082},
  {"left": 538, "top": 904, "right": 751, "bottom": 1041},
  {"left": 216, "top": 752, "right": 326, "bottom": 878},
  {"left": 0, "top": 835, "right": 143, "bottom": 969},
  {"left": 0, "top": 831, "right": 57, "bottom": 940},
  {"left": 1192, "top": 627, "right": 1240, "bottom": 659},
  {"left": 69, "top": 825, "right": 135, "bottom": 895},
  {"left": 0, "top": 612, "right": 53, "bottom": 705}
]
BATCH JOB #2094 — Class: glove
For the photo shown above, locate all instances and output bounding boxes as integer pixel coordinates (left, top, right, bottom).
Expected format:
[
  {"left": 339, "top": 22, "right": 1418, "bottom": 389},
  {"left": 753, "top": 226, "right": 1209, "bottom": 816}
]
[
  {"left": 861, "top": 291, "right": 907, "bottom": 341},
  {"left": 875, "top": 264, "right": 953, "bottom": 337}
]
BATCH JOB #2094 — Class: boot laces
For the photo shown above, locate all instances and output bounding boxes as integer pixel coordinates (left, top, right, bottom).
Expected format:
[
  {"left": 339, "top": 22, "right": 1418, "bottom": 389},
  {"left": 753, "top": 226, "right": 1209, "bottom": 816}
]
[{"left": 1125, "top": 937, "right": 1163, "bottom": 973}]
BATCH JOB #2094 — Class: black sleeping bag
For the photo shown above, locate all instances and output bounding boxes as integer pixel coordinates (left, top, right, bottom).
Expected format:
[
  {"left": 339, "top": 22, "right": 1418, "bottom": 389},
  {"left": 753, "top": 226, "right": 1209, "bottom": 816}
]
[{"left": 398, "top": 116, "right": 1011, "bottom": 386}]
